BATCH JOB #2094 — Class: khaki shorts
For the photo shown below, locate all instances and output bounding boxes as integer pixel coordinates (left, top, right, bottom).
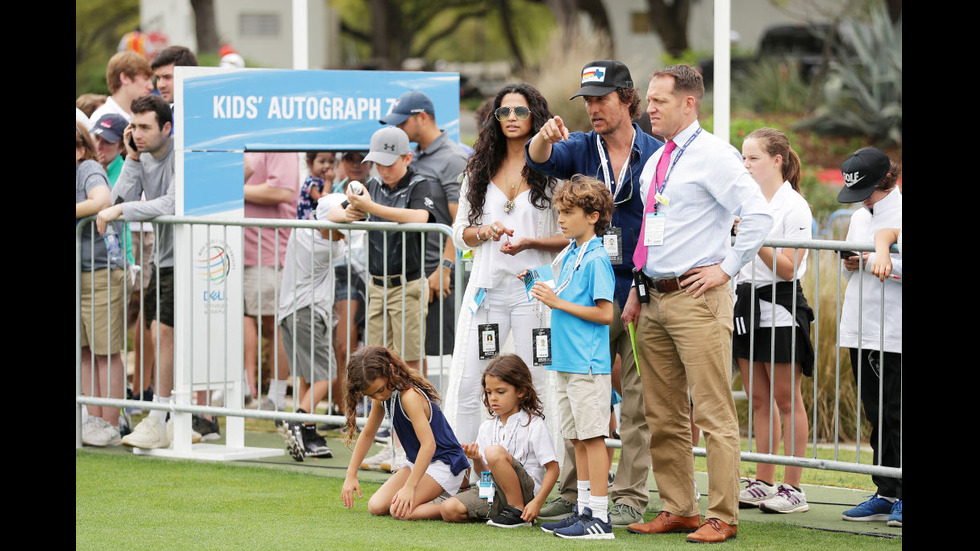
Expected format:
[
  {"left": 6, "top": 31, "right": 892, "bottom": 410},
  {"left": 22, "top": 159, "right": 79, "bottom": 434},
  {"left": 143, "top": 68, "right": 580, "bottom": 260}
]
[
  {"left": 244, "top": 265, "right": 282, "bottom": 317},
  {"left": 366, "top": 276, "right": 427, "bottom": 362},
  {"left": 80, "top": 268, "right": 126, "bottom": 354},
  {"left": 453, "top": 458, "right": 536, "bottom": 520},
  {"left": 556, "top": 371, "right": 612, "bottom": 440}
]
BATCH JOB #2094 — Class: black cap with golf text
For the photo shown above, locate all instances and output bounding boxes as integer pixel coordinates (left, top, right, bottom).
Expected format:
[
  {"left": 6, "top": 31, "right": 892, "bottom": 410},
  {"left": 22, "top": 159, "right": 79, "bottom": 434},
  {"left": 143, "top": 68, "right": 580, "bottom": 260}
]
[
  {"left": 837, "top": 147, "right": 890, "bottom": 203},
  {"left": 570, "top": 60, "right": 634, "bottom": 99}
]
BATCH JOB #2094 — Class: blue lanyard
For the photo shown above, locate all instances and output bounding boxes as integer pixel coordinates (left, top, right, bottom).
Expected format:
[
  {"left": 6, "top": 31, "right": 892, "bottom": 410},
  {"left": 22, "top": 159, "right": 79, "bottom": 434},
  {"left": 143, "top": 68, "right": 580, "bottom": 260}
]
[{"left": 654, "top": 127, "right": 702, "bottom": 211}]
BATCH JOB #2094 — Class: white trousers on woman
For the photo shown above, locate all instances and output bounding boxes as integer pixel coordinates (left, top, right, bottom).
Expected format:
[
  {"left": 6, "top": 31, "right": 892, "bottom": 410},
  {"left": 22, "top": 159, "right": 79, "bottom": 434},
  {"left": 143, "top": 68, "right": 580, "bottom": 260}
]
[{"left": 454, "top": 277, "right": 547, "bottom": 445}]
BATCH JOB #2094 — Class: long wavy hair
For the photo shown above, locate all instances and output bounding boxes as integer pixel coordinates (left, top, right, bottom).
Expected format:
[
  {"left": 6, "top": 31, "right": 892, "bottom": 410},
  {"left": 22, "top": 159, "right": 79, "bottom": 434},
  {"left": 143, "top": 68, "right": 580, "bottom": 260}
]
[
  {"left": 481, "top": 354, "right": 544, "bottom": 425},
  {"left": 343, "top": 346, "right": 440, "bottom": 447},
  {"left": 465, "top": 83, "right": 555, "bottom": 226}
]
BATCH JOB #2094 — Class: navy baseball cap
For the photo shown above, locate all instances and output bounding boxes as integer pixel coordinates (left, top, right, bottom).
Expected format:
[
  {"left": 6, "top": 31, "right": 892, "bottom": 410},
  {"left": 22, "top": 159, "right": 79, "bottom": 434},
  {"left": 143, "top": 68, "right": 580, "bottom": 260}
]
[
  {"left": 379, "top": 90, "right": 434, "bottom": 126},
  {"left": 570, "top": 60, "right": 634, "bottom": 99},
  {"left": 837, "top": 147, "right": 890, "bottom": 203},
  {"left": 92, "top": 114, "right": 128, "bottom": 143}
]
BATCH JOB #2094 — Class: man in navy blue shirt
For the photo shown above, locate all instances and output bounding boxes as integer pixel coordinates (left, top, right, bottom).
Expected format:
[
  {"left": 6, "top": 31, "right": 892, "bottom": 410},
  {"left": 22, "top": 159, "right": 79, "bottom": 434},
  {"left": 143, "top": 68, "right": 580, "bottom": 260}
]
[{"left": 526, "top": 60, "right": 663, "bottom": 528}]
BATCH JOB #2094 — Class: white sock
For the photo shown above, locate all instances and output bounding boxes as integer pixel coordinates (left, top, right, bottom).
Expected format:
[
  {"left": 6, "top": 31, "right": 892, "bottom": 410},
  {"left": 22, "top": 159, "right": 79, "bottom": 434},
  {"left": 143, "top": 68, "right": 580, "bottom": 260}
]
[
  {"left": 149, "top": 396, "right": 170, "bottom": 424},
  {"left": 268, "top": 379, "right": 288, "bottom": 408},
  {"left": 577, "top": 480, "right": 591, "bottom": 512},
  {"left": 589, "top": 496, "right": 609, "bottom": 523}
]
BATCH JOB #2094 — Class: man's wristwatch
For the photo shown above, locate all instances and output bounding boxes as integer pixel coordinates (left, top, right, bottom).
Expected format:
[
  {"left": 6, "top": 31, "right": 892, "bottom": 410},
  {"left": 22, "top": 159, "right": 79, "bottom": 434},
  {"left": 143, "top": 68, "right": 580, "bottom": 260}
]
[{"left": 441, "top": 259, "right": 454, "bottom": 270}]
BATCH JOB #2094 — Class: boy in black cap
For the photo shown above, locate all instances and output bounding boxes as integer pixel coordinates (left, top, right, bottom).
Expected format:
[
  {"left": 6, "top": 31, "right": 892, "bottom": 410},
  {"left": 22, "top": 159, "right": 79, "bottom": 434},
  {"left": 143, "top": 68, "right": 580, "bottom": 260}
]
[{"left": 836, "top": 147, "right": 903, "bottom": 528}]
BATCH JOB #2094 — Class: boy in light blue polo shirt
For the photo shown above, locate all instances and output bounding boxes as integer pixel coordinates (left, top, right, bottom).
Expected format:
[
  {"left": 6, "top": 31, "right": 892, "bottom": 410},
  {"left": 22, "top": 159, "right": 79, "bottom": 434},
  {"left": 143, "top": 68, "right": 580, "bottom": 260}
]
[{"left": 527, "top": 175, "right": 615, "bottom": 539}]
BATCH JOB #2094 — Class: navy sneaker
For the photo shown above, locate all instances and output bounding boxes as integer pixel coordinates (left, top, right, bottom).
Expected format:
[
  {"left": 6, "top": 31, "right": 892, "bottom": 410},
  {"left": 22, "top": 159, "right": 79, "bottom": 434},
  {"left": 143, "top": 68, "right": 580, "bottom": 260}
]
[
  {"left": 842, "top": 494, "right": 894, "bottom": 522},
  {"left": 554, "top": 507, "right": 614, "bottom": 540},
  {"left": 541, "top": 505, "right": 580, "bottom": 534},
  {"left": 887, "top": 500, "right": 902, "bottom": 527}
]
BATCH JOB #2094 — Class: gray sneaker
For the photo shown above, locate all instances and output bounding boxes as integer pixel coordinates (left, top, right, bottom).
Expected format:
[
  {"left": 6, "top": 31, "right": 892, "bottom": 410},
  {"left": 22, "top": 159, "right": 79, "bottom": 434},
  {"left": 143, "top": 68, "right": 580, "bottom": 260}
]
[
  {"left": 538, "top": 497, "right": 576, "bottom": 520},
  {"left": 608, "top": 502, "right": 644, "bottom": 526}
]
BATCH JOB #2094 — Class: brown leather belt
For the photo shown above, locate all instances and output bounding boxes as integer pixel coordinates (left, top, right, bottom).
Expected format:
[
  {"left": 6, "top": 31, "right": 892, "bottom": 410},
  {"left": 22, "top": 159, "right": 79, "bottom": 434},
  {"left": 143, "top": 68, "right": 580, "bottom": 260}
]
[
  {"left": 648, "top": 276, "right": 685, "bottom": 293},
  {"left": 643, "top": 270, "right": 699, "bottom": 293}
]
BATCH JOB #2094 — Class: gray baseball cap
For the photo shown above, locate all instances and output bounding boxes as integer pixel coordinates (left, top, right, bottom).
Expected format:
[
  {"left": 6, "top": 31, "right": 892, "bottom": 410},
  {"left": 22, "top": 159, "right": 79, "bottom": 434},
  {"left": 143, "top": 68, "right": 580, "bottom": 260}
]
[{"left": 363, "top": 126, "right": 410, "bottom": 166}]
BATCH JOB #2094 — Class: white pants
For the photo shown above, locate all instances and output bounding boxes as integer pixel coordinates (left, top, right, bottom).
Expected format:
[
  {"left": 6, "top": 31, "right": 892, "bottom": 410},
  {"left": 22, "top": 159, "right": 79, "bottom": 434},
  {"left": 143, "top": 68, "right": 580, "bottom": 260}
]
[{"left": 455, "top": 277, "right": 545, "bottom": 444}]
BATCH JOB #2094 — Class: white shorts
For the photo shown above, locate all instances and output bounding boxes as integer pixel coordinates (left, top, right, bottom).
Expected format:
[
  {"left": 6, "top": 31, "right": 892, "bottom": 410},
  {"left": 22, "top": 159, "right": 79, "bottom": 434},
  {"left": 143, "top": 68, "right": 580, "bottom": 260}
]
[{"left": 404, "top": 459, "right": 465, "bottom": 498}]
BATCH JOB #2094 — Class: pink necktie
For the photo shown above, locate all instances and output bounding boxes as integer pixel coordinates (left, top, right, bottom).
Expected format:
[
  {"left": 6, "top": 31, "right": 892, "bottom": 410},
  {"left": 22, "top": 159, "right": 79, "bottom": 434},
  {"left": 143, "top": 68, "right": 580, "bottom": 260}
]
[{"left": 632, "top": 140, "right": 676, "bottom": 270}]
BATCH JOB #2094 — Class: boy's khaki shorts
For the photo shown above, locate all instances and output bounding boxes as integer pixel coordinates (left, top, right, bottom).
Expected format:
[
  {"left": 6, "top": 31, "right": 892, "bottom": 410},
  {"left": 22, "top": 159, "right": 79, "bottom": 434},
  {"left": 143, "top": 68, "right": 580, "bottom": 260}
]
[{"left": 556, "top": 371, "right": 611, "bottom": 440}]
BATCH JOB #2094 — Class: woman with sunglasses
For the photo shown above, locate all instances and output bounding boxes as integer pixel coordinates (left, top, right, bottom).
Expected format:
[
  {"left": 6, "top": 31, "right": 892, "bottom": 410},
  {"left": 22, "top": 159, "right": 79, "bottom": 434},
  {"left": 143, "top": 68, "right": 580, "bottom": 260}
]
[{"left": 445, "top": 84, "right": 567, "bottom": 448}]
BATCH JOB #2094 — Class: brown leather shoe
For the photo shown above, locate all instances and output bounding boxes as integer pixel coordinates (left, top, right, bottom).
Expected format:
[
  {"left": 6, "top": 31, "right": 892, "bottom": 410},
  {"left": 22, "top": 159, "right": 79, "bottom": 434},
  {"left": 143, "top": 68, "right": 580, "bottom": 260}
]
[
  {"left": 627, "top": 511, "right": 701, "bottom": 534},
  {"left": 686, "top": 518, "right": 737, "bottom": 543}
]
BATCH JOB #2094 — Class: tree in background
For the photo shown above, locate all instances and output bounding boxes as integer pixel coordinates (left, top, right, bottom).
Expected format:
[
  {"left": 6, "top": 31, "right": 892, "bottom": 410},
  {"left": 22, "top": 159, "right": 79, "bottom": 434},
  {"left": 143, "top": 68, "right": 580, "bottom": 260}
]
[
  {"left": 191, "top": 0, "right": 220, "bottom": 55},
  {"left": 76, "top": 0, "right": 140, "bottom": 96}
]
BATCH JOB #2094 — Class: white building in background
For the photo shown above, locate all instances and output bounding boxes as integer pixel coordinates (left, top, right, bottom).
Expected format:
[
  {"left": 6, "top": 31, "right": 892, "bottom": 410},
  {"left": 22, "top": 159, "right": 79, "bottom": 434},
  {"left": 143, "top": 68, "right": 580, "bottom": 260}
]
[{"left": 139, "top": 0, "right": 342, "bottom": 69}]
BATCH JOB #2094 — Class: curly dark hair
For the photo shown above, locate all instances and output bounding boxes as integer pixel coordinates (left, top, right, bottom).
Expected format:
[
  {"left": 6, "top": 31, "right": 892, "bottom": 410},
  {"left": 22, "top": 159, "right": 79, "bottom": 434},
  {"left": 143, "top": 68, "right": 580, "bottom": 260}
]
[
  {"left": 343, "top": 346, "right": 441, "bottom": 447},
  {"left": 465, "top": 83, "right": 555, "bottom": 226}
]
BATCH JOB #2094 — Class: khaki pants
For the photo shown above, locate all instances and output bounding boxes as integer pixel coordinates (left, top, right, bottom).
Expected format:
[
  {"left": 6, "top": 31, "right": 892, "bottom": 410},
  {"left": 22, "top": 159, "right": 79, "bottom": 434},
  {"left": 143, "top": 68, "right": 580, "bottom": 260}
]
[
  {"left": 637, "top": 284, "right": 740, "bottom": 525},
  {"left": 366, "top": 277, "right": 427, "bottom": 362}
]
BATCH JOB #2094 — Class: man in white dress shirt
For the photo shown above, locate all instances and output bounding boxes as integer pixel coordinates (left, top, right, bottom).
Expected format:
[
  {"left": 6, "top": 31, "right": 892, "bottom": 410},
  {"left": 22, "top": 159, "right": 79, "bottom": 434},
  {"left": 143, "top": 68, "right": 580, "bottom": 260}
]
[{"left": 622, "top": 65, "right": 772, "bottom": 543}]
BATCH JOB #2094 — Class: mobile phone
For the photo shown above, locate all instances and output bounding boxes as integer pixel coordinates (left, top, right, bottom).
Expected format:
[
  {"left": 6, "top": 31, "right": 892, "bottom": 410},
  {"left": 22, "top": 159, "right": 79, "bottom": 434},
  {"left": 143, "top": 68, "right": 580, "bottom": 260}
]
[
  {"left": 128, "top": 133, "right": 137, "bottom": 152},
  {"left": 840, "top": 250, "right": 858, "bottom": 259}
]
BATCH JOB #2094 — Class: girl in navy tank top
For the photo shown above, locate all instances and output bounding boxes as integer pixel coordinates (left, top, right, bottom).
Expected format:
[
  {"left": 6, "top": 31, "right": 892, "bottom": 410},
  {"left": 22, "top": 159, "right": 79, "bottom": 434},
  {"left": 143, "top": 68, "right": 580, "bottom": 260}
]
[{"left": 342, "top": 346, "right": 468, "bottom": 520}]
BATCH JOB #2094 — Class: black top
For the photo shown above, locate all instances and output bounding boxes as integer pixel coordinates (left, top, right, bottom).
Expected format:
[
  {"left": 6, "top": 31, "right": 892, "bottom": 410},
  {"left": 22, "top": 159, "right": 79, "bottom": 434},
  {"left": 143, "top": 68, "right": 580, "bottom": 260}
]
[{"left": 364, "top": 168, "right": 436, "bottom": 277}]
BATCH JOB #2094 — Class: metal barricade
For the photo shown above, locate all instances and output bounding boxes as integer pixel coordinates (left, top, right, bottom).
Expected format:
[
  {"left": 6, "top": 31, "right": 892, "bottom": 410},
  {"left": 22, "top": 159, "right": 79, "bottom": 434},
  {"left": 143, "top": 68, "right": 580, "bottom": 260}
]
[
  {"left": 77, "top": 217, "right": 900, "bottom": 485},
  {"left": 730, "top": 237, "right": 901, "bottom": 482},
  {"left": 76, "top": 216, "right": 458, "bottom": 450}
]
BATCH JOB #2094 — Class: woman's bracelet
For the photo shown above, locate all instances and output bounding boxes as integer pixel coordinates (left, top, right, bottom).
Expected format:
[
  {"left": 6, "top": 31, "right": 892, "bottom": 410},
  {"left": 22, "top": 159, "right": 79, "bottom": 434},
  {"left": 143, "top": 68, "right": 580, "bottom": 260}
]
[{"left": 476, "top": 225, "right": 489, "bottom": 242}]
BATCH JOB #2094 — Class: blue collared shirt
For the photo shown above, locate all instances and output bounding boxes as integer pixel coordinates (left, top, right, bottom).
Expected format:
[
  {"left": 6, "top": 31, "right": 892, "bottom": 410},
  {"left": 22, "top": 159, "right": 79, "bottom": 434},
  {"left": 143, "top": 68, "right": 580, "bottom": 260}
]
[
  {"left": 549, "top": 238, "right": 615, "bottom": 375},
  {"left": 525, "top": 122, "right": 663, "bottom": 307}
]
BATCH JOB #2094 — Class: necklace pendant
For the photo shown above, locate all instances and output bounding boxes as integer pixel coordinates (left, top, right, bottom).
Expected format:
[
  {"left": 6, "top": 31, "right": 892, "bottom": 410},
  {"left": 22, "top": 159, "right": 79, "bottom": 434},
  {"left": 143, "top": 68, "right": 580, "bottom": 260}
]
[{"left": 504, "top": 199, "right": 515, "bottom": 214}]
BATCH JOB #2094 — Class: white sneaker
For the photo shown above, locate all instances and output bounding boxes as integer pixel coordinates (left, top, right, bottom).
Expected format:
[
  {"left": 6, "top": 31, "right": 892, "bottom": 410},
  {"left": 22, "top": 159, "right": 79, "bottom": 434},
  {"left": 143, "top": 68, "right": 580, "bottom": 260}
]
[
  {"left": 122, "top": 417, "right": 170, "bottom": 449},
  {"left": 759, "top": 484, "right": 809, "bottom": 514},
  {"left": 82, "top": 417, "right": 120, "bottom": 447},
  {"left": 739, "top": 478, "right": 776, "bottom": 508},
  {"left": 380, "top": 446, "right": 407, "bottom": 473},
  {"left": 360, "top": 442, "right": 394, "bottom": 471},
  {"left": 81, "top": 418, "right": 101, "bottom": 446},
  {"left": 96, "top": 421, "right": 122, "bottom": 447},
  {"left": 166, "top": 418, "right": 203, "bottom": 445}
]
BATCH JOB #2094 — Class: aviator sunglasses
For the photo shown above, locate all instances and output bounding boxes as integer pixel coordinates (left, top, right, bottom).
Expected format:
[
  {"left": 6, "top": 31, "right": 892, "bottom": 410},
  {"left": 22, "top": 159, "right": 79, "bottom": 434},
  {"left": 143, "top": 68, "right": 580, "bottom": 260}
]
[{"left": 494, "top": 105, "right": 531, "bottom": 121}]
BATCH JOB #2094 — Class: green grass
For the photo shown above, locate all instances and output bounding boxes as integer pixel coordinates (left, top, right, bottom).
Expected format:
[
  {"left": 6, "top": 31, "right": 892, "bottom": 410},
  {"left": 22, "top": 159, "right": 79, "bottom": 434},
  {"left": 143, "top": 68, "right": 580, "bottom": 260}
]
[{"left": 77, "top": 451, "right": 900, "bottom": 550}]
